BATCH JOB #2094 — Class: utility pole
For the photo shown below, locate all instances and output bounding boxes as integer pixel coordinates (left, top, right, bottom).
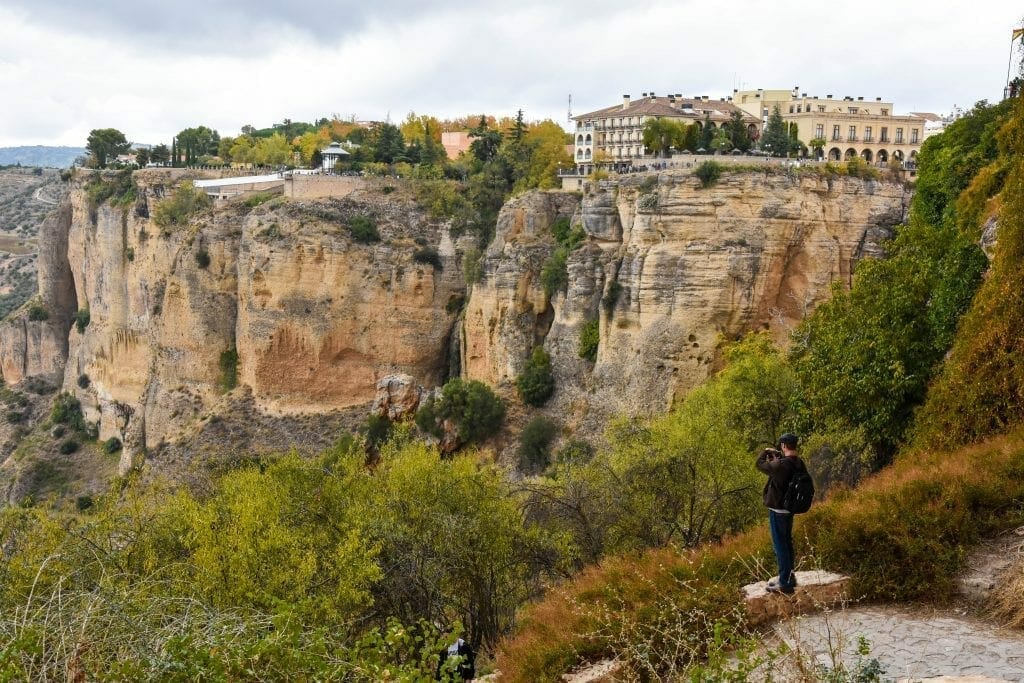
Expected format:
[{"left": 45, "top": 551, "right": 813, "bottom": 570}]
[{"left": 567, "top": 94, "right": 573, "bottom": 125}]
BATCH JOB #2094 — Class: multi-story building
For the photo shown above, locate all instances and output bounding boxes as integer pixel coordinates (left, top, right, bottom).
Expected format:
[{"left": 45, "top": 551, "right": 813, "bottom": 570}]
[
  {"left": 572, "top": 92, "right": 758, "bottom": 175},
  {"left": 733, "top": 87, "right": 926, "bottom": 165}
]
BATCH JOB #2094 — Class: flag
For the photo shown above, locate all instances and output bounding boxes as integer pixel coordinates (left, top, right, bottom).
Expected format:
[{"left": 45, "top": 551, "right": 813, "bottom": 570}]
[{"left": 1014, "top": 27, "right": 1024, "bottom": 41}]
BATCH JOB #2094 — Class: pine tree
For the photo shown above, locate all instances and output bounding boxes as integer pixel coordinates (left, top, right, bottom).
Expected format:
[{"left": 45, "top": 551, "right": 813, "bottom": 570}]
[{"left": 762, "top": 105, "right": 790, "bottom": 157}]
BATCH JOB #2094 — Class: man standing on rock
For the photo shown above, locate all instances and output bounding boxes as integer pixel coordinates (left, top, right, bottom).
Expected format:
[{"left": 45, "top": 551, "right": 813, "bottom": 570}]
[{"left": 757, "top": 432, "right": 805, "bottom": 594}]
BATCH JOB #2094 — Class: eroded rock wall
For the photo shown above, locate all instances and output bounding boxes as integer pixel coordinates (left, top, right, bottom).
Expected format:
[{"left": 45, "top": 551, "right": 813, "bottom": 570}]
[{"left": 464, "top": 171, "right": 909, "bottom": 432}]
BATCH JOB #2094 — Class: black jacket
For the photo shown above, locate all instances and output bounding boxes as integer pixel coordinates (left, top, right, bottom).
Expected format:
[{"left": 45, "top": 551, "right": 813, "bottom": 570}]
[{"left": 756, "top": 449, "right": 805, "bottom": 509}]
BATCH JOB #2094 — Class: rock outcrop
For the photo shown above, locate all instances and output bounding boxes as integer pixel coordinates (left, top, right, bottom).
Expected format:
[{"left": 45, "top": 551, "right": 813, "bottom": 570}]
[{"left": 464, "top": 171, "right": 909, "bottom": 432}]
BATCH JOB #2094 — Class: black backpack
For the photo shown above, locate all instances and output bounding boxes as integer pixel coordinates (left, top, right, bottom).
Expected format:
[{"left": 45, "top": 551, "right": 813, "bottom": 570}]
[{"left": 782, "top": 461, "right": 815, "bottom": 514}]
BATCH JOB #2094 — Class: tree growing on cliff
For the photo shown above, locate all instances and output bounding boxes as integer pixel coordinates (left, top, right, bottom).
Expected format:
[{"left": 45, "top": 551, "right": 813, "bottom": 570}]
[
  {"left": 642, "top": 118, "right": 685, "bottom": 158},
  {"left": 86, "top": 128, "right": 131, "bottom": 168},
  {"left": 415, "top": 379, "right": 505, "bottom": 447}
]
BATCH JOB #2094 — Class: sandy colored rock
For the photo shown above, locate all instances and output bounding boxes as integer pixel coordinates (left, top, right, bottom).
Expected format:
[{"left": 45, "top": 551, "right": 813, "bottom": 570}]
[
  {"left": 464, "top": 172, "right": 909, "bottom": 433},
  {"left": 373, "top": 373, "right": 425, "bottom": 420},
  {"left": 742, "top": 570, "right": 850, "bottom": 627}
]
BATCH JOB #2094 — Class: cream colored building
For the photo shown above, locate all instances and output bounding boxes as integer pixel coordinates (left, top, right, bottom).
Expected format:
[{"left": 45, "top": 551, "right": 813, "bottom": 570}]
[
  {"left": 572, "top": 92, "right": 758, "bottom": 174},
  {"left": 734, "top": 87, "right": 925, "bottom": 165}
]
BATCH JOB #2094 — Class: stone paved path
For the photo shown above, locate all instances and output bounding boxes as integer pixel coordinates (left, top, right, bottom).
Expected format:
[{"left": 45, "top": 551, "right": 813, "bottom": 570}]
[{"left": 774, "top": 606, "right": 1024, "bottom": 682}]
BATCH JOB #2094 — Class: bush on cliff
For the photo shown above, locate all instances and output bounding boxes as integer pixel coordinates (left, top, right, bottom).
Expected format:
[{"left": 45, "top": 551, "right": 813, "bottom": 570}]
[
  {"left": 346, "top": 214, "right": 380, "bottom": 243},
  {"left": 27, "top": 301, "right": 48, "bottom": 321},
  {"left": 153, "top": 181, "right": 212, "bottom": 230},
  {"left": 577, "top": 319, "right": 599, "bottom": 362},
  {"left": 415, "top": 378, "right": 505, "bottom": 447},
  {"left": 694, "top": 160, "right": 722, "bottom": 187},
  {"left": 516, "top": 347, "right": 555, "bottom": 407},
  {"left": 518, "top": 416, "right": 558, "bottom": 473}
]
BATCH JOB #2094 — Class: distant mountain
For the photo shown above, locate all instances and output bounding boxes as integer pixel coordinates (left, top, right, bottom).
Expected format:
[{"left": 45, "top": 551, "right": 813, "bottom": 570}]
[{"left": 0, "top": 146, "right": 86, "bottom": 168}]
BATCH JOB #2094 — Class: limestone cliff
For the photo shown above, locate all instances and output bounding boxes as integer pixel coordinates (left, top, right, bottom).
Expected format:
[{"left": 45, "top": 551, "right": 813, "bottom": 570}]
[
  {"left": 0, "top": 170, "right": 467, "bottom": 473},
  {"left": 0, "top": 168, "right": 909, "bottom": 479},
  {"left": 463, "top": 171, "right": 909, "bottom": 432}
]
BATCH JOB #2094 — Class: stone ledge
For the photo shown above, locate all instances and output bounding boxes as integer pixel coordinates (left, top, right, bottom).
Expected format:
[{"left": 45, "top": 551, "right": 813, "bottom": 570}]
[{"left": 743, "top": 570, "right": 850, "bottom": 627}]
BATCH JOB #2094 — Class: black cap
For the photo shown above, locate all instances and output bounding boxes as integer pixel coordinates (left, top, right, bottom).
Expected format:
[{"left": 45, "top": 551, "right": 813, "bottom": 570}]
[{"left": 778, "top": 433, "right": 799, "bottom": 448}]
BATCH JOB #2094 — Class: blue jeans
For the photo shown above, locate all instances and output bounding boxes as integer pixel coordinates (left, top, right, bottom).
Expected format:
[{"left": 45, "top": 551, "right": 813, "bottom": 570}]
[{"left": 769, "top": 510, "right": 795, "bottom": 588}]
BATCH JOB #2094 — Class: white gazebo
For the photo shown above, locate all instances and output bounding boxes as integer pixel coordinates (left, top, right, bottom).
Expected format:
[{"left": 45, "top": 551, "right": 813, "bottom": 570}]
[{"left": 320, "top": 142, "right": 350, "bottom": 172}]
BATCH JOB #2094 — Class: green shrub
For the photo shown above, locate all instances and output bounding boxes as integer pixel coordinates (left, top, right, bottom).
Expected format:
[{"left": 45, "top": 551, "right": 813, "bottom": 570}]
[
  {"left": 75, "top": 495, "right": 93, "bottom": 511},
  {"left": 541, "top": 247, "right": 569, "bottom": 297},
  {"left": 578, "top": 319, "right": 599, "bottom": 362},
  {"left": 59, "top": 439, "right": 80, "bottom": 455},
  {"left": 413, "top": 247, "right": 443, "bottom": 270},
  {"left": 75, "top": 308, "right": 90, "bottom": 334},
  {"left": 103, "top": 437, "right": 122, "bottom": 454},
  {"left": 76, "top": 374, "right": 90, "bottom": 389},
  {"left": 243, "top": 191, "right": 276, "bottom": 207},
  {"left": 602, "top": 280, "right": 623, "bottom": 315},
  {"left": 218, "top": 347, "right": 239, "bottom": 393},
  {"left": 518, "top": 417, "right": 558, "bottom": 474},
  {"left": 27, "top": 302, "right": 49, "bottom": 321},
  {"left": 516, "top": 347, "right": 555, "bottom": 407},
  {"left": 85, "top": 171, "right": 136, "bottom": 211},
  {"left": 555, "top": 439, "right": 595, "bottom": 466},
  {"left": 153, "top": 182, "right": 212, "bottom": 230},
  {"left": 347, "top": 215, "right": 380, "bottom": 243},
  {"left": 445, "top": 294, "right": 465, "bottom": 314},
  {"left": 50, "top": 392, "right": 84, "bottom": 429},
  {"left": 415, "top": 378, "right": 505, "bottom": 447},
  {"left": 195, "top": 248, "right": 210, "bottom": 269},
  {"left": 695, "top": 160, "right": 723, "bottom": 187},
  {"left": 462, "top": 247, "right": 483, "bottom": 284},
  {"left": 361, "top": 414, "right": 392, "bottom": 452}
]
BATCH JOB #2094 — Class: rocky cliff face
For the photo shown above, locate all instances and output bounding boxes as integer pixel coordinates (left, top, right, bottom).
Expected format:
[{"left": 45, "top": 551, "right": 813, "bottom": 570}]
[
  {"left": 0, "top": 168, "right": 909, "bottom": 476},
  {"left": 463, "top": 171, "right": 908, "bottom": 432},
  {"left": 0, "top": 170, "right": 467, "bottom": 473}
]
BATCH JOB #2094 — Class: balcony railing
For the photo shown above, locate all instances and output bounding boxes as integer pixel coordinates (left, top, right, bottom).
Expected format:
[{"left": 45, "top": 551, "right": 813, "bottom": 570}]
[
  {"left": 895, "top": 137, "right": 904, "bottom": 144},
  {"left": 863, "top": 136, "right": 874, "bottom": 143},
  {"left": 880, "top": 137, "right": 889, "bottom": 143},
  {"left": 847, "top": 136, "right": 858, "bottom": 142},
  {"left": 831, "top": 135, "right": 842, "bottom": 141}
]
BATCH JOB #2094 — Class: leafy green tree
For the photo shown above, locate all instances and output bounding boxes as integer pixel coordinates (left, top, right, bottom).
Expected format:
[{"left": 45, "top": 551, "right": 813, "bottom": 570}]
[
  {"left": 175, "top": 126, "right": 220, "bottom": 165},
  {"left": 149, "top": 144, "right": 169, "bottom": 164},
  {"left": 761, "top": 105, "right": 789, "bottom": 157},
  {"left": 517, "top": 416, "right": 558, "bottom": 473},
  {"left": 697, "top": 115, "right": 714, "bottom": 151},
  {"left": 516, "top": 347, "right": 555, "bottom": 406},
  {"left": 726, "top": 111, "right": 752, "bottom": 152},
  {"left": 710, "top": 128, "right": 732, "bottom": 153},
  {"left": 680, "top": 122, "right": 700, "bottom": 152},
  {"left": 86, "top": 128, "right": 130, "bottom": 168},
  {"left": 469, "top": 116, "right": 502, "bottom": 163},
  {"left": 373, "top": 123, "right": 406, "bottom": 163},
  {"left": 133, "top": 147, "right": 150, "bottom": 167},
  {"left": 642, "top": 118, "right": 685, "bottom": 158},
  {"left": 416, "top": 378, "right": 505, "bottom": 446}
]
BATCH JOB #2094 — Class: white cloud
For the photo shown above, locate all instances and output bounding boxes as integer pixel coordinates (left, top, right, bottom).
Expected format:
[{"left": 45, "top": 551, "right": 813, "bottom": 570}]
[{"left": 0, "top": 1, "right": 1021, "bottom": 146}]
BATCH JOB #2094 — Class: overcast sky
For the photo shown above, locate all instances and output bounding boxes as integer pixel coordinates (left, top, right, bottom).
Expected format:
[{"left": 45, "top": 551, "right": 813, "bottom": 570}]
[{"left": 1, "top": 0, "right": 1022, "bottom": 147}]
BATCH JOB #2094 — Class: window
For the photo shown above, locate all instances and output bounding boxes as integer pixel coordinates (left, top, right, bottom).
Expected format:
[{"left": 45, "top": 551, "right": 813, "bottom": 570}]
[
  {"left": 832, "top": 125, "right": 841, "bottom": 141},
  {"left": 848, "top": 125, "right": 857, "bottom": 141},
  {"left": 818, "top": 105, "right": 826, "bottom": 112},
  {"left": 911, "top": 129, "right": 919, "bottom": 143},
  {"left": 763, "top": 108, "right": 769, "bottom": 117},
  {"left": 864, "top": 126, "right": 872, "bottom": 142},
  {"left": 815, "top": 124, "right": 824, "bottom": 138},
  {"left": 789, "top": 105, "right": 795, "bottom": 113},
  {"left": 849, "top": 107, "right": 859, "bottom": 114},
  {"left": 895, "top": 127, "right": 904, "bottom": 143},
  {"left": 880, "top": 127, "right": 889, "bottom": 142},
  {"left": 881, "top": 108, "right": 889, "bottom": 116}
]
